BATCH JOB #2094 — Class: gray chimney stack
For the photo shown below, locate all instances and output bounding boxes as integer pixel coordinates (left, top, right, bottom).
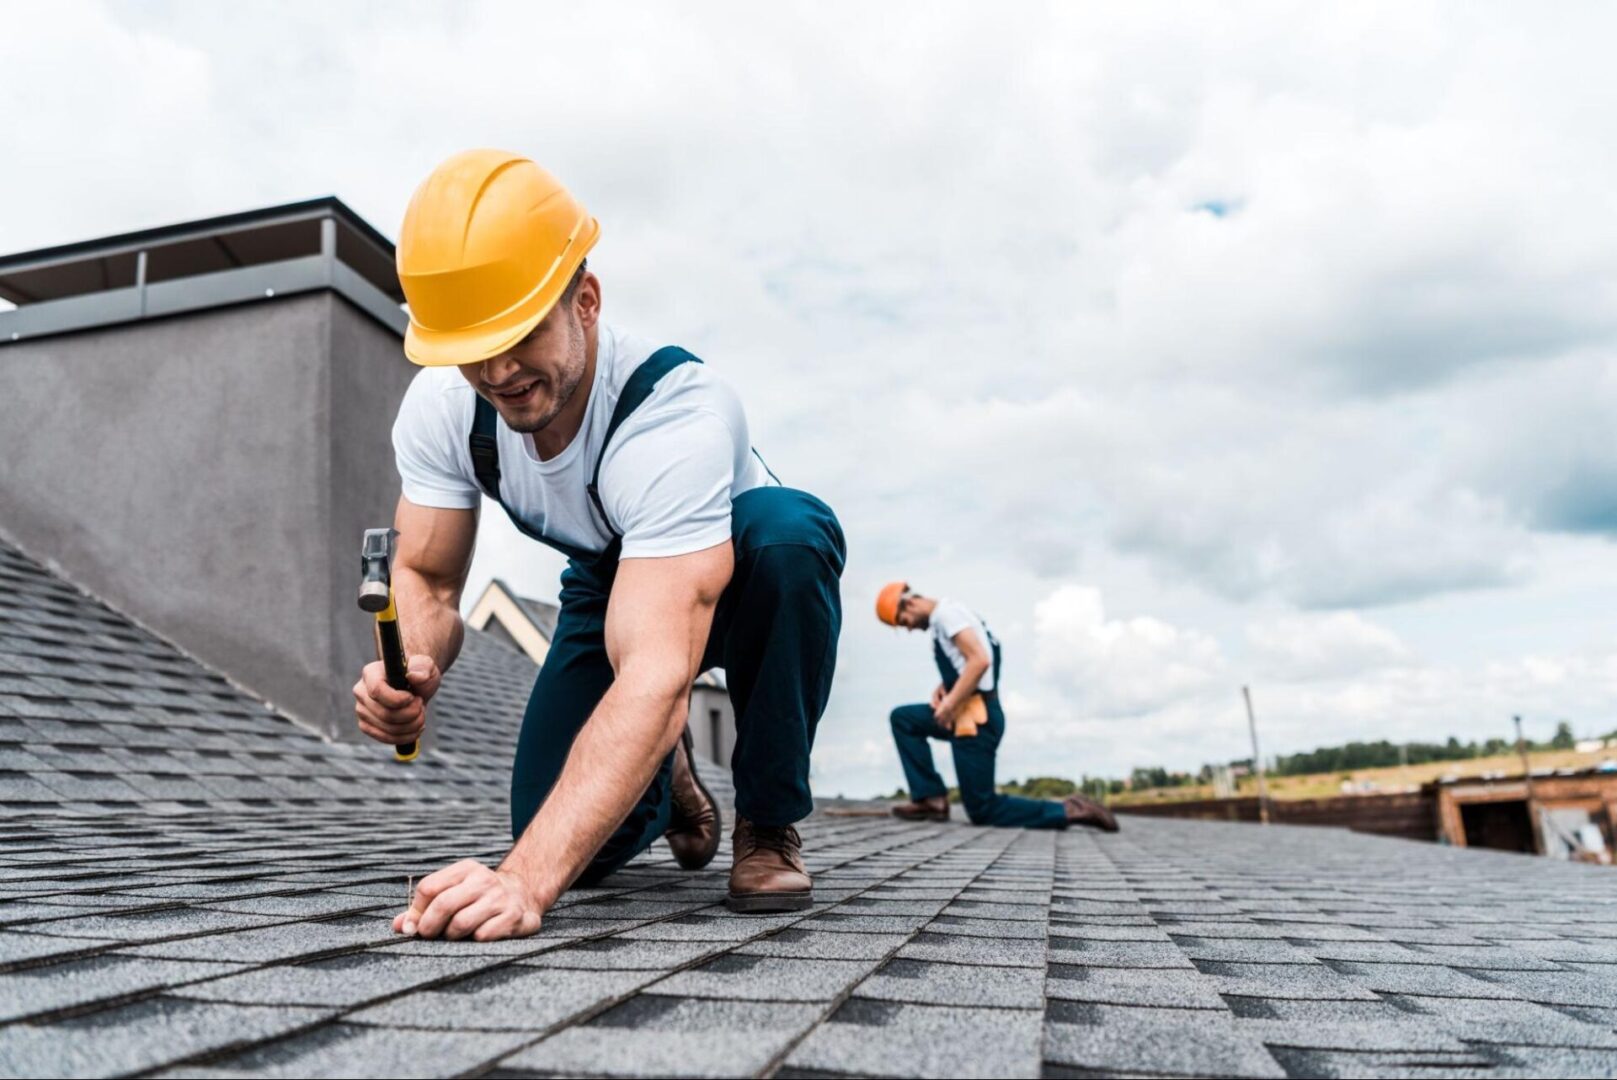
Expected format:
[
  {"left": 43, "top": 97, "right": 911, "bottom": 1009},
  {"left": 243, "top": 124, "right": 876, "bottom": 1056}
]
[{"left": 0, "top": 199, "right": 415, "bottom": 740}]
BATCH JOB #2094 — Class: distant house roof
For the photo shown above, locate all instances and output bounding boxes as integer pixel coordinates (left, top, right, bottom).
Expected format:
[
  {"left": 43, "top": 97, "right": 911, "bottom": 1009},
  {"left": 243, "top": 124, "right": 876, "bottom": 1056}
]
[
  {"left": 467, "top": 579, "right": 728, "bottom": 693},
  {"left": 466, "top": 579, "right": 560, "bottom": 667}
]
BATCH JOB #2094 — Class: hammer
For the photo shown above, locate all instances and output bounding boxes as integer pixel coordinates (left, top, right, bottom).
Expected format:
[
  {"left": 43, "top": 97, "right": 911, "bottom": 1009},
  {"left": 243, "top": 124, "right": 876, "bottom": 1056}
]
[{"left": 358, "top": 528, "right": 420, "bottom": 762}]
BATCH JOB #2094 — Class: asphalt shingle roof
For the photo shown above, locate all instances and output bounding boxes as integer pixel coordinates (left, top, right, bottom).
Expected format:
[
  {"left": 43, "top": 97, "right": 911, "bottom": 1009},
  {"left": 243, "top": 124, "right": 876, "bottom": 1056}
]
[
  {"left": 0, "top": 537, "right": 535, "bottom": 815},
  {"left": 3, "top": 536, "right": 1617, "bottom": 1077}
]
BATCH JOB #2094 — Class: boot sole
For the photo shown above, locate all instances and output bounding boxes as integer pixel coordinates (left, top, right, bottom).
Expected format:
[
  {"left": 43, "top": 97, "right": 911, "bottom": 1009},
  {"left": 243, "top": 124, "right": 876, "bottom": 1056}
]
[
  {"left": 669, "top": 727, "right": 723, "bottom": 871},
  {"left": 725, "top": 890, "right": 813, "bottom": 914},
  {"left": 892, "top": 812, "right": 950, "bottom": 823}
]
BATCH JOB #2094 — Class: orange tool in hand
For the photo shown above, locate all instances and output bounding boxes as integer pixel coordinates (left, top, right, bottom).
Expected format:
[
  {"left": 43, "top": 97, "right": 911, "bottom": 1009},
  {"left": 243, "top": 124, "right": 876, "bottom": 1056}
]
[{"left": 954, "top": 694, "right": 987, "bottom": 738}]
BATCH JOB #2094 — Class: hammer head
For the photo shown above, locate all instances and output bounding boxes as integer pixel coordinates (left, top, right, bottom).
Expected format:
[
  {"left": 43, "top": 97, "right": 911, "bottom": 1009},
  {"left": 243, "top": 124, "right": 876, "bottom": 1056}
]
[{"left": 358, "top": 528, "right": 398, "bottom": 613}]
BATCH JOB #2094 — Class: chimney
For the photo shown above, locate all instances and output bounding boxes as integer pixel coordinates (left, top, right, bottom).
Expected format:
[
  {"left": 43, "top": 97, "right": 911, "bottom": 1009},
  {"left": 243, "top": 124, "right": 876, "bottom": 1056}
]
[{"left": 0, "top": 199, "right": 415, "bottom": 741}]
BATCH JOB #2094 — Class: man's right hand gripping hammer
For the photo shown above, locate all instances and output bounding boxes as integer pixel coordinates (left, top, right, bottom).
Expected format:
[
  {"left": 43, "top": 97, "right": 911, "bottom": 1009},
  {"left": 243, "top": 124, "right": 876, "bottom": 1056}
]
[{"left": 355, "top": 528, "right": 440, "bottom": 761}]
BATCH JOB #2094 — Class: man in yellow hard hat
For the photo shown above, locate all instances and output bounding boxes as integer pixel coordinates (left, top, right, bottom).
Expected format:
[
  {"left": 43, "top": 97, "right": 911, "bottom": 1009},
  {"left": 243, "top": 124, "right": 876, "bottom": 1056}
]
[
  {"left": 875, "top": 582, "right": 1118, "bottom": 832},
  {"left": 353, "top": 150, "right": 844, "bottom": 939}
]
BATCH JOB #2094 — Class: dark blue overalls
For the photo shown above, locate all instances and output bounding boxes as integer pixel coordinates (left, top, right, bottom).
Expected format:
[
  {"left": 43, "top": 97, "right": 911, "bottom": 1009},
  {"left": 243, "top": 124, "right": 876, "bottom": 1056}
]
[
  {"left": 888, "top": 624, "right": 1068, "bottom": 829},
  {"left": 469, "top": 347, "right": 845, "bottom": 883}
]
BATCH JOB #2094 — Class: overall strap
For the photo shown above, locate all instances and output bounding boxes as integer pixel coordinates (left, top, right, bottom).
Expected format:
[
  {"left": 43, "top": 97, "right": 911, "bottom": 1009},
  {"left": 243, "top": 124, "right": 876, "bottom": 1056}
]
[
  {"left": 984, "top": 623, "right": 1002, "bottom": 691},
  {"left": 469, "top": 396, "right": 503, "bottom": 500},
  {"left": 465, "top": 346, "right": 703, "bottom": 560},
  {"left": 932, "top": 639, "right": 958, "bottom": 692},
  {"left": 468, "top": 395, "right": 595, "bottom": 562},
  {"left": 585, "top": 346, "right": 703, "bottom": 536}
]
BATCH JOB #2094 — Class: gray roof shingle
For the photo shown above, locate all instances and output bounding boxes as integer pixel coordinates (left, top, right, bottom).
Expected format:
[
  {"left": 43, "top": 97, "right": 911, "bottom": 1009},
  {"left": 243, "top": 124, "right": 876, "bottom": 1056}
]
[{"left": 4, "top": 535, "right": 1617, "bottom": 1077}]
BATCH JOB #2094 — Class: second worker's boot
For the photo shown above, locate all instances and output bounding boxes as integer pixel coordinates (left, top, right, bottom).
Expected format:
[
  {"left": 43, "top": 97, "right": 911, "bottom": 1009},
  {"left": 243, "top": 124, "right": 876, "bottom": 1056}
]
[
  {"left": 1063, "top": 792, "right": 1120, "bottom": 833},
  {"left": 665, "top": 726, "right": 721, "bottom": 870},
  {"left": 726, "top": 817, "right": 812, "bottom": 913},
  {"left": 891, "top": 794, "right": 950, "bottom": 822}
]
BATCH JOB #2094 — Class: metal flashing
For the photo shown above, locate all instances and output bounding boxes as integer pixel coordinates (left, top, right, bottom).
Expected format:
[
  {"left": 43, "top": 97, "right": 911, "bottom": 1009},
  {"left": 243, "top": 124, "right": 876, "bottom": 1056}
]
[{"left": 0, "top": 199, "right": 405, "bottom": 343}]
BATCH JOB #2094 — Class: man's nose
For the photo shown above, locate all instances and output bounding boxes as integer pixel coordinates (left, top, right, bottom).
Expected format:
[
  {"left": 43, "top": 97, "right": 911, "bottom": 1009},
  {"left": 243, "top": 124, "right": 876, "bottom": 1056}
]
[{"left": 482, "top": 353, "right": 521, "bottom": 386}]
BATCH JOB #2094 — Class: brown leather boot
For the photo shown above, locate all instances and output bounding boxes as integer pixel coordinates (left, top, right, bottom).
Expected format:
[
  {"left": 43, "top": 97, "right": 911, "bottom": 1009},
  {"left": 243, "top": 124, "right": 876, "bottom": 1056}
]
[
  {"left": 726, "top": 817, "right": 812, "bottom": 913},
  {"left": 1064, "top": 793, "right": 1120, "bottom": 832},
  {"left": 665, "top": 727, "right": 721, "bottom": 870},
  {"left": 891, "top": 794, "right": 949, "bottom": 822}
]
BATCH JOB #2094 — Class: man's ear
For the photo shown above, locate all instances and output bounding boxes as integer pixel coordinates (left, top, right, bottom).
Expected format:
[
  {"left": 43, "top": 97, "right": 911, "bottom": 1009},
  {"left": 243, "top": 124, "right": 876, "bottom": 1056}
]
[{"left": 575, "top": 272, "right": 602, "bottom": 331}]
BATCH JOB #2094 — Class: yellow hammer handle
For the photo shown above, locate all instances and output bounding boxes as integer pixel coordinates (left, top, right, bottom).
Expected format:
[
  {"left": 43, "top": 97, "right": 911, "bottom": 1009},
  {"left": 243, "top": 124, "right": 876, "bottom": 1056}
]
[{"left": 375, "top": 590, "right": 420, "bottom": 762}]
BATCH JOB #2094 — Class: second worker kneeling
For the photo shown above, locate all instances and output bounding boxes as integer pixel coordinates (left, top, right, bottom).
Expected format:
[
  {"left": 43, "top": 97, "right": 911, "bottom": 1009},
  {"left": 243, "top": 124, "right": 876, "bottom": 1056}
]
[{"left": 875, "top": 581, "right": 1119, "bottom": 832}]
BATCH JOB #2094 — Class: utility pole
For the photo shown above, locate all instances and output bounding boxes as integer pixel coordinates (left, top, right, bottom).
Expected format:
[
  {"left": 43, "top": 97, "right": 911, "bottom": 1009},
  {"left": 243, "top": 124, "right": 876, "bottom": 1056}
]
[
  {"left": 1514, "top": 714, "right": 1541, "bottom": 854},
  {"left": 1513, "top": 715, "right": 1535, "bottom": 797},
  {"left": 1243, "top": 685, "right": 1270, "bottom": 825}
]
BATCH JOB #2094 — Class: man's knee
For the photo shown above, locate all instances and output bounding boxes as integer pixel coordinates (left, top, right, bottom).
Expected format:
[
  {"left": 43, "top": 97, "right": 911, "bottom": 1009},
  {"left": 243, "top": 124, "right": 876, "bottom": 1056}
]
[
  {"left": 510, "top": 783, "right": 542, "bottom": 841},
  {"left": 744, "top": 543, "right": 839, "bottom": 604},
  {"left": 960, "top": 789, "right": 996, "bottom": 825},
  {"left": 732, "top": 487, "right": 846, "bottom": 575},
  {"left": 890, "top": 704, "right": 930, "bottom": 735}
]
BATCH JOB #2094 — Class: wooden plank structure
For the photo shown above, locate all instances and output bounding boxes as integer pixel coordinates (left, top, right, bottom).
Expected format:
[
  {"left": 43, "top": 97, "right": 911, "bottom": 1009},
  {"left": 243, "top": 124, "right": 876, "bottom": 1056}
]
[
  {"left": 1435, "top": 772, "right": 1617, "bottom": 860},
  {"left": 1117, "top": 769, "right": 1617, "bottom": 859},
  {"left": 1116, "top": 792, "right": 1437, "bottom": 841}
]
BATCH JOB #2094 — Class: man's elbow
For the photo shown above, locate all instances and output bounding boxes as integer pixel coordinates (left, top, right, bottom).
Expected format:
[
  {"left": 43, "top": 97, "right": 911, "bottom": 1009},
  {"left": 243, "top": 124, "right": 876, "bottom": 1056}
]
[
  {"left": 395, "top": 564, "right": 464, "bottom": 612},
  {"left": 616, "top": 662, "right": 693, "bottom": 740}
]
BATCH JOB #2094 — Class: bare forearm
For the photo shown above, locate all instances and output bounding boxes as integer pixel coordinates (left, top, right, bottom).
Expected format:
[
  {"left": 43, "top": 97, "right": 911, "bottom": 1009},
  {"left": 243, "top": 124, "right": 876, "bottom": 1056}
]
[
  {"left": 500, "top": 681, "right": 686, "bottom": 907},
  {"left": 393, "top": 566, "right": 464, "bottom": 673},
  {"left": 941, "top": 662, "right": 988, "bottom": 713},
  {"left": 394, "top": 544, "right": 729, "bottom": 943}
]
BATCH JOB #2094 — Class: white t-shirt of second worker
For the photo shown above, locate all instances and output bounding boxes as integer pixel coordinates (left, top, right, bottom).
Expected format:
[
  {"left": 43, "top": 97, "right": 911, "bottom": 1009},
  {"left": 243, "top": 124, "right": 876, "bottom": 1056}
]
[
  {"left": 391, "top": 323, "right": 777, "bottom": 560},
  {"left": 929, "top": 598, "right": 997, "bottom": 692}
]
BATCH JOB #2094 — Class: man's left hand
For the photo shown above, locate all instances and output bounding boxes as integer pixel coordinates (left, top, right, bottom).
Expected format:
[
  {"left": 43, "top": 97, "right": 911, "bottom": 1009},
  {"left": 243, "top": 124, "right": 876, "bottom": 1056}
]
[{"left": 395, "top": 859, "right": 545, "bottom": 941}]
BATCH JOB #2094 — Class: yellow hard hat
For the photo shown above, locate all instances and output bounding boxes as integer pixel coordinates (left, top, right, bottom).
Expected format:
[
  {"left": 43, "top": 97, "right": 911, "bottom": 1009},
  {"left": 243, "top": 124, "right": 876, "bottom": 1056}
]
[{"left": 397, "top": 149, "right": 600, "bottom": 367}]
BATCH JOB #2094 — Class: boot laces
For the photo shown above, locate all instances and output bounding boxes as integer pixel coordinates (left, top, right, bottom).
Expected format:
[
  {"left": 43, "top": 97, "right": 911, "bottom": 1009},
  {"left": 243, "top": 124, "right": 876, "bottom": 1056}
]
[{"left": 743, "top": 822, "right": 800, "bottom": 854}]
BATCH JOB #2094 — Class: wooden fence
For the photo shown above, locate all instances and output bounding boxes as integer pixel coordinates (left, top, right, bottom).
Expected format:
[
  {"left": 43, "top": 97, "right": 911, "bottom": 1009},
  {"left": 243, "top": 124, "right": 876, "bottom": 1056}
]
[{"left": 1115, "top": 791, "right": 1438, "bottom": 842}]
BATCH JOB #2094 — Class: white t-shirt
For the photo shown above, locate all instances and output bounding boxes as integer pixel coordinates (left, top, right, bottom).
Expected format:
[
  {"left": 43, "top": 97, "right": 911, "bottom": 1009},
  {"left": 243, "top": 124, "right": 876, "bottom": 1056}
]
[
  {"left": 930, "top": 598, "right": 997, "bottom": 692},
  {"left": 392, "top": 324, "right": 776, "bottom": 559}
]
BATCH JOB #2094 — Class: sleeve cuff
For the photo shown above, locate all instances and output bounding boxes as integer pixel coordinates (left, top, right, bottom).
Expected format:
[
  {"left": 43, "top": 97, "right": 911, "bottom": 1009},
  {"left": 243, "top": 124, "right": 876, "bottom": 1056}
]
[
  {"left": 400, "top": 482, "right": 480, "bottom": 511},
  {"left": 619, "top": 524, "right": 733, "bottom": 561}
]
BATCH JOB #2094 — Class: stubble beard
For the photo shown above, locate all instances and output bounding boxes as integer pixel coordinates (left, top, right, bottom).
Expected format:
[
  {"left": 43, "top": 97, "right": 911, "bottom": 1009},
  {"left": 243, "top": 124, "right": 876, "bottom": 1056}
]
[{"left": 500, "top": 316, "right": 587, "bottom": 435}]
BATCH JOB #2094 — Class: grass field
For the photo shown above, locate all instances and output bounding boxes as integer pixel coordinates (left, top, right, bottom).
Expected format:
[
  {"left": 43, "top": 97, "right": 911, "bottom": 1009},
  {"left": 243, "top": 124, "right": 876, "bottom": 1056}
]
[{"left": 1110, "top": 746, "right": 1617, "bottom": 805}]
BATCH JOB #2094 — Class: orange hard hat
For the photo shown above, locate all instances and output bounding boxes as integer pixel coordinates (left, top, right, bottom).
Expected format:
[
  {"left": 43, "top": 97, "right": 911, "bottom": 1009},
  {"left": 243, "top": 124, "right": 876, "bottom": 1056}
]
[
  {"left": 397, "top": 149, "right": 600, "bottom": 367},
  {"left": 875, "top": 581, "right": 908, "bottom": 626}
]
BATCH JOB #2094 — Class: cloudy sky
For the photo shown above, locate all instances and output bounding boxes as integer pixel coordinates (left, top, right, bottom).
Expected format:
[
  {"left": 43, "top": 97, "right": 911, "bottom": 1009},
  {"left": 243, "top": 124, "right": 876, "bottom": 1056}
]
[{"left": 6, "top": 2, "right": 1617, "bottom": 796}]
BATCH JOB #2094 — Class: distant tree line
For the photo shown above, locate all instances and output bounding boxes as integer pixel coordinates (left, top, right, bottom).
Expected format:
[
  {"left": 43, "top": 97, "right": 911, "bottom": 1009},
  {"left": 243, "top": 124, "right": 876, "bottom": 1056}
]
[
  {"left": 1000, "top": 775, "right": 1129, "bottom": 798},
  {"left": 1128, "top": 766, "right": 1199, "bottom": 790},
  {"left": 883, "top": 775, "right": 1125, "bottom": 801},
  {"left": 878, "top": 721, "right": 1602, "bottom": 802},
  {"left": 1269, "top": 722, "right": 1577, "bottom": 776}
]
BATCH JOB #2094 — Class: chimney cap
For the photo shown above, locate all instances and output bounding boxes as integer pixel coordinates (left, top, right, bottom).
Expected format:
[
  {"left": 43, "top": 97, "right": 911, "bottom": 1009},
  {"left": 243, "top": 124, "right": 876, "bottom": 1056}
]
[{"left": 0, "top": 196, "right": 405, "bottom": 341}]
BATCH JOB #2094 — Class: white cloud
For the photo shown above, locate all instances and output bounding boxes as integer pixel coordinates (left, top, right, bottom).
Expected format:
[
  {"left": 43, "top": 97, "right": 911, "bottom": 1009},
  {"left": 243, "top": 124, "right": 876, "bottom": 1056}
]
[
  {"left": 1244, "top": 645, "right": 1617, "bottom": 759},
  {"left": 1033, "top": 585, "right": 1224, "bottom": 716},
  {"left": 8, "top": 2, "right": 1617, "bottom": 793},
  {"left": 1246, "top": 611, "right": 1410, "bottom": 680}
]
